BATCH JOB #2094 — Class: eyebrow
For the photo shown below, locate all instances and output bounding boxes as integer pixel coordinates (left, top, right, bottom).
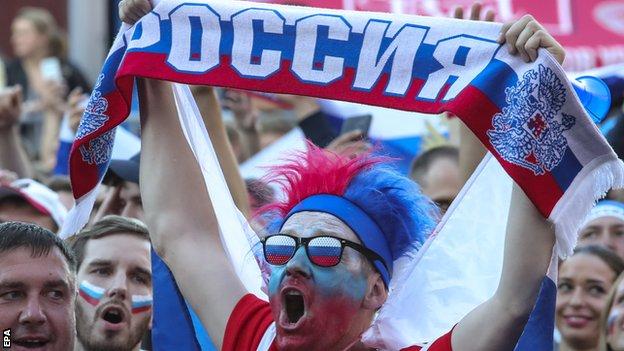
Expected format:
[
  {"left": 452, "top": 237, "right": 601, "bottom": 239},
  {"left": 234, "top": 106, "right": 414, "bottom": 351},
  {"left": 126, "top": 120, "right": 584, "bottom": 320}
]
[
  {"left": 585, "top": 279, "right": 607, "bottom": 285},
  {"left": 86, "top": 259, "right": 113, "bottom": 268},
  {"left": 0, "top": 279, "right": 69, "bottom": 290},
  {"left": 0, "top": 281, "right": 26, "bottom": 290},
  {"left": 132, "top": 266, "right": 152, "bottom": 280}
]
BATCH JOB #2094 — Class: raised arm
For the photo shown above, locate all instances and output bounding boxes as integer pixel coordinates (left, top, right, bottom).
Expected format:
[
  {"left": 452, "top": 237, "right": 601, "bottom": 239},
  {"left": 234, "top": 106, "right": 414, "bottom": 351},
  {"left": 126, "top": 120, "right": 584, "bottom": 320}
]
[
  {"left": 192, "top": 86, "right": 251, "bottom": 218},
  {"left": 451, "top": 4, "right": 562, "bottom": 351},
  {"left": 0, "top": 86, "right": 34, "bottom": 178},
  {"left": 139, "top": 78, "right": 246, "bottom": 348}
]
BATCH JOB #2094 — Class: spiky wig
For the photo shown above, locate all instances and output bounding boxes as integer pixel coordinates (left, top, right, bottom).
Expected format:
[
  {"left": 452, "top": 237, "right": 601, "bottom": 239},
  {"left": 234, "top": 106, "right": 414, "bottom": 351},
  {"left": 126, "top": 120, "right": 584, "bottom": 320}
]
[{"left": 258, "top": 143, "right": 438, "bottom": 261}]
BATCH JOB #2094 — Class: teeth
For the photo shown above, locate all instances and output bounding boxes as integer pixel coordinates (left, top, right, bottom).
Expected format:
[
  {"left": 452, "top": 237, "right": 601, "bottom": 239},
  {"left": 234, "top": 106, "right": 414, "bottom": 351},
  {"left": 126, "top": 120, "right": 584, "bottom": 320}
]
[{"left": 286, "top": 290, "right": 302, "bottom": 296}]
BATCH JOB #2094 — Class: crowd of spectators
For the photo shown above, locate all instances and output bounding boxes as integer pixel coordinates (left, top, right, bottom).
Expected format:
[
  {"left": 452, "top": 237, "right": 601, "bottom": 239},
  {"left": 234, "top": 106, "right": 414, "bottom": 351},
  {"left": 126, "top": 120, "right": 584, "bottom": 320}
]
[{"left": 0, "top": 2, "right": 623, "bottom": 351}]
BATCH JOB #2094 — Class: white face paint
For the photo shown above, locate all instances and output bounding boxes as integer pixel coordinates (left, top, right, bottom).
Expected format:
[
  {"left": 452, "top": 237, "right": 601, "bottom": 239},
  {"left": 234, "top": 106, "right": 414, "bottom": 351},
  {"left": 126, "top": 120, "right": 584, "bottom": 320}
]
[
  {"left": 608, "top": 280, "right": 624, "bottom": 351},
  {"left": 75, "top": 234, "right": 152, "bottom": 351}
]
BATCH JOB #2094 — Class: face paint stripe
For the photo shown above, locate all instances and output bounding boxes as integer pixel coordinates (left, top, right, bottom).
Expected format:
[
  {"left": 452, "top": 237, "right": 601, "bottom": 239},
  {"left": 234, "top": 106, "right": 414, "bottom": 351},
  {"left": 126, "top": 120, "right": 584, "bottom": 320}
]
[
  {"left": 609, "top": 310, "right": 620, "bottom": 335},
  {"left": 131, "top": 305, "right": 152, "bottom": 314},
  {"left": 79, "top": 281, "right": 105, "bottom": 305},
  {"left": 131, "top": 294, "right": 153, "bottom": 313},
  {"left": 131, "top": 299, "right": 153, "bottom": 308},
  {"left": 79, "top": 289, "right": 101, "bottom": 306}
]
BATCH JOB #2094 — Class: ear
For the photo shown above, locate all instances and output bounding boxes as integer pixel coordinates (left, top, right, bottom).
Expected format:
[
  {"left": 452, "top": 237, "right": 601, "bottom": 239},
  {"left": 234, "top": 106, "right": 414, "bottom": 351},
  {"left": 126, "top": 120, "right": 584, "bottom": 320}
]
[{"left": 362, "top": 273, "right": 387, "bottom": 310}]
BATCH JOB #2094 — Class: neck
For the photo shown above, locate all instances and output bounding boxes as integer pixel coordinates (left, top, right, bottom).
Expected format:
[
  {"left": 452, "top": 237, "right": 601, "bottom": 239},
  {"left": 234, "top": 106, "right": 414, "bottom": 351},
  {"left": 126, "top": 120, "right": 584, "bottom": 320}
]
[
  {"left": 560, "top": 340, "right": 599, "bottom": 351},
  {"left": 336, "top": 314, "right": 375, "bottom": 351}
]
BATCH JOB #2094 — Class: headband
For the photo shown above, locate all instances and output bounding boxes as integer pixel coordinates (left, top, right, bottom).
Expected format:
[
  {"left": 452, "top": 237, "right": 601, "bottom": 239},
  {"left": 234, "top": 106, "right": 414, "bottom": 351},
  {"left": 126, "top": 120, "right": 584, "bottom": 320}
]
[
  {"left": 280, "top": 194, "right": 392, "bottom": 286},
  {"left": 584, "top": 200, "right": 624, "bottom": 225}
]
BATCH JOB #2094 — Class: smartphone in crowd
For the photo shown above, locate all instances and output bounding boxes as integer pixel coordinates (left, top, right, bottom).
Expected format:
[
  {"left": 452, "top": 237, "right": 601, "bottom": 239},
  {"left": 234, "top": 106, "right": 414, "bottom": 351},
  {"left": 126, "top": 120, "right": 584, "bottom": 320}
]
[
  {"left": 40, "top": 57, "right": 63, "bottom": 82},
  {"left": 339, "top": 114, "right": 372, "bottom": 138}
]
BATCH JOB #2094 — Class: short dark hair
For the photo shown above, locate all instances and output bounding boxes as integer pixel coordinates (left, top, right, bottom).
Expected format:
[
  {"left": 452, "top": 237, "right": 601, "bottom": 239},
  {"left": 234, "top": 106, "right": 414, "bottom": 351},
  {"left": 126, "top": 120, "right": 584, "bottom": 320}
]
[
  {"left": 0, "top": 221, "right": 75, "bottom": 271},
  {"left": 67, "top": 215, "right": 149, "bottom": 270},
  {"left": 573, "top": 244, "right": 624, "bottom": 276},
  {"left": 409, "top": 145, "right": 459, "bottom": 185}
]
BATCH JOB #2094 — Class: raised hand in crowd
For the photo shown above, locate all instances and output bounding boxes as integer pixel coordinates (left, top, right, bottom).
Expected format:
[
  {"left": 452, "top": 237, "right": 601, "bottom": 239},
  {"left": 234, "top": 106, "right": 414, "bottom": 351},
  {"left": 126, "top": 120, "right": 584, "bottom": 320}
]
[
  {"left": 499, "top": 13, "right": 565, "bottom": 64},
  {"left": 38, "top": 80, "right": 69, "bottom": 174},
  {"left": 326, "top": 129, "right": 372, "bottom": 159},
  {"left": 0, "top": 86, "right": 33, "bottom": 178},
  {"left": 118, "top": 0, "right": 151, "bottom": 24},
  {"left": 67, "top": 86, "right": 88, "bottom": 133},
  {"left": 0, "top": 169, "right": 18, "bottom": 186},
  {"left": 37, "top": 79, "right": 67, "bottom": 115},
  {"left": 0, "top": 85, "right": 22, "bottom": 130},
  {"left": 222, "top": 89, "right": 261, "bottom": 160},
  {"left": 274, "top": 94, "right": 320, "bottom": 122},
  {"left": 92, "top": 181, "right": 124, "bottom": 222},
  {"left": 223, "top": 89, "right": 257, "bottom": 131}
]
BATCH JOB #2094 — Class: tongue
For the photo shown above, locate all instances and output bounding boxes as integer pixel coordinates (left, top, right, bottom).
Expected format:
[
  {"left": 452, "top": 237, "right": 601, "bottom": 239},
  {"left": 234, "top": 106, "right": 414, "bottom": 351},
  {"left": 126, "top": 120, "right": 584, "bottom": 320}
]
[{"left": 285, "top": 295, "right": 305, "bottom": 323}]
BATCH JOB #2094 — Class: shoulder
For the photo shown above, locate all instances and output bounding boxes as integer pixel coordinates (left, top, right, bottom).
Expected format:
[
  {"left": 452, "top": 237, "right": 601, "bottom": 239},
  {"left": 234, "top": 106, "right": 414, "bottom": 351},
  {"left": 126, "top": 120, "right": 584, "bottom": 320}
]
[{"left": 222, "top": 294, "right": 274, "bottom": 351}]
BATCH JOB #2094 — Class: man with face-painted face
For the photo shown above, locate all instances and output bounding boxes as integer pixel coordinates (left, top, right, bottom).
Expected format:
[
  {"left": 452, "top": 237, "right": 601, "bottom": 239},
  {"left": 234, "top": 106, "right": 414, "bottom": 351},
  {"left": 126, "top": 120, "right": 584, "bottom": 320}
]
[
  {"left": 123, "top": 1, "right": 564, "bottom": 350},
  {"left": 67, "top": 215, "right": 152, "bottom": 351}
]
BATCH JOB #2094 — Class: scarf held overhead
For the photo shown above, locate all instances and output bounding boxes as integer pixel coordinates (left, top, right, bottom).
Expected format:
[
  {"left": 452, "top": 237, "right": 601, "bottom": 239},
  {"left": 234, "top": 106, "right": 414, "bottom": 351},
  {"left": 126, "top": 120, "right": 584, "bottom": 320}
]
[{"left": 65, "top": 0, "right": 623, "bottom": 256}]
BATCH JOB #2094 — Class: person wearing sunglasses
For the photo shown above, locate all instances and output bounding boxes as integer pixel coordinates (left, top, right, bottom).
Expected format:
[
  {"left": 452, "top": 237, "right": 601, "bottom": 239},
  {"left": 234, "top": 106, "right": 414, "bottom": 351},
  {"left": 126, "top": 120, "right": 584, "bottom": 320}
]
[{"left": 128, "top": 1, "right": 563, "bottom": 351}]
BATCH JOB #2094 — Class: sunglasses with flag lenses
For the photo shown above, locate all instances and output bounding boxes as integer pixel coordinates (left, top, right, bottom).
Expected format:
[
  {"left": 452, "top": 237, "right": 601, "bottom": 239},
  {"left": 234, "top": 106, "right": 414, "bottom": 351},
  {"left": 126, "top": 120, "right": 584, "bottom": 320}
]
[{"left": 261, "top": 234, "right": 386, "bottom": 269}]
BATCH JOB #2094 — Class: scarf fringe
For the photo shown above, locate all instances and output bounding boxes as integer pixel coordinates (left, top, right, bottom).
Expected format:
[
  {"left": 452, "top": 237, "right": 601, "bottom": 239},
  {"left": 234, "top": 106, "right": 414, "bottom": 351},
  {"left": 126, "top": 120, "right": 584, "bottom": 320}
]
[
  {"left": 58, "top": 184, "right": 100, "bottom": 239},
  {"left": 550, "top": 156, "right": 624, "bottom": 258}
]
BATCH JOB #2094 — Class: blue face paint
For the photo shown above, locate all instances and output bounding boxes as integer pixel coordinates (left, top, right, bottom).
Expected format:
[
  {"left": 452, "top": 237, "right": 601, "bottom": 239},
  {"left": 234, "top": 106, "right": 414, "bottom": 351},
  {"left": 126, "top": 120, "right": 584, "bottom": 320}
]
[{"left": 268, "top": 246, "right": 368, "bottom": 301}]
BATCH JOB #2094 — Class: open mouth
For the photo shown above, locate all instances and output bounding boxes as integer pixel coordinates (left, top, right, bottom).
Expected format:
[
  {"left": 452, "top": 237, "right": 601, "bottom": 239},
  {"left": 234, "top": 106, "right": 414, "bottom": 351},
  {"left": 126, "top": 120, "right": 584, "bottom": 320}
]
[
  {"left": 14, "top": 338, "right": 49, "bottom": 348},
  {"left": 284, "top": 290, "right": 305, "bottom": 324},
  {"left": 101, "top": 306, "right": 126, "bottom": 324}
]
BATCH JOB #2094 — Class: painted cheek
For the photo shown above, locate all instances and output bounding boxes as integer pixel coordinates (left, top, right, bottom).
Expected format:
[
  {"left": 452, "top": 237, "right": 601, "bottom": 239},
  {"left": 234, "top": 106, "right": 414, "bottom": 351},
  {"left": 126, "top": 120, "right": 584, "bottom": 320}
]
[
  {"left": 131, "top": 294, "right": 153, "bottom": 314},
  {"left": 268, "top": 248, "right": 309, "bottom": 297},
  {"left": 312, "top": 264, "right": 367, "bottom": 301},
  {"left": 268, "top": 266, "right": 286, "bottom": 297},
  {"left": 78, "top": 281, "right": 105, "bottom": 307},
  {"left": 609, "top": 310, "right": 623, "bottom": 335}
]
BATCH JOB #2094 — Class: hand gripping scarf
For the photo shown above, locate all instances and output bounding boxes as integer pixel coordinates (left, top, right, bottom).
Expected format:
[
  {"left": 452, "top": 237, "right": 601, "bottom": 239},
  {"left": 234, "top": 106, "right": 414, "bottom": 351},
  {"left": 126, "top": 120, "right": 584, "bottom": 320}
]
[
  {"left": 60, "top": 1, "right": 624, "bottom": 349},
  {"left": 62, "top": 0, "right": 623, "bottom": 258}
]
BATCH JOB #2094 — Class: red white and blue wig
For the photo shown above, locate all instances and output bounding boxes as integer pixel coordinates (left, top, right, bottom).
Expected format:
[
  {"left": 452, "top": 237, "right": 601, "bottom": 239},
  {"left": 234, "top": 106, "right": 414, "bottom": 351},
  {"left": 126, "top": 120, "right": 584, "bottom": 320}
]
[{"left": 258, "top": 143, "right": 438, "bottom": 287}]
